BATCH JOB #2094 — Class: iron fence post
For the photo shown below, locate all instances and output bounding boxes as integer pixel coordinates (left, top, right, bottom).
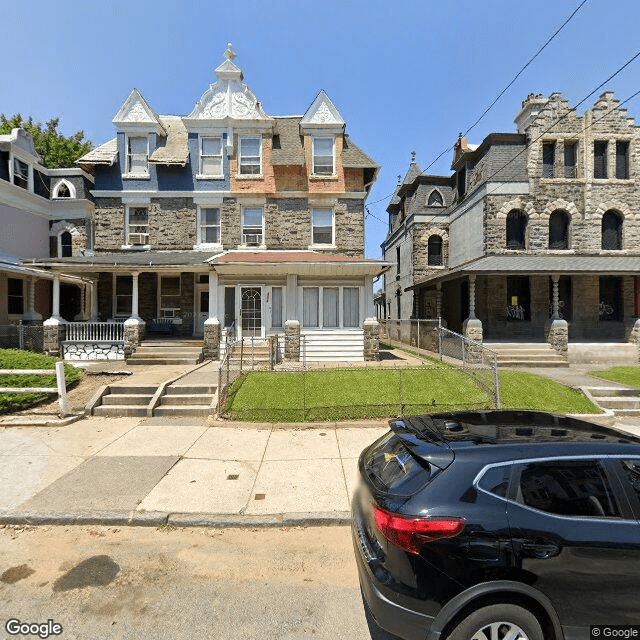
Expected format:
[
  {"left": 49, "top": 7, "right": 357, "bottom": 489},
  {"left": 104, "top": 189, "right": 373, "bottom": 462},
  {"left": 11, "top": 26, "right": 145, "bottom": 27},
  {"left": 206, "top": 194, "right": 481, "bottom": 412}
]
[{"left": 493, "top": 353, "right": 501, "bottom": 409}]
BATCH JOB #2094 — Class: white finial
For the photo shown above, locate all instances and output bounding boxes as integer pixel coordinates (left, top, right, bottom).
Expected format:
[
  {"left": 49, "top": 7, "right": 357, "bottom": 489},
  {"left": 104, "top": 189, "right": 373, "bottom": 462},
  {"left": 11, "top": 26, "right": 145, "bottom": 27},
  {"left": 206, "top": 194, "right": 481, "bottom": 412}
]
[
  {"left": 411, "top": 150, "right": 416, "bottom": 163},
  {"left": 225, "top": 43, "right": 236, "bottom": 61}
]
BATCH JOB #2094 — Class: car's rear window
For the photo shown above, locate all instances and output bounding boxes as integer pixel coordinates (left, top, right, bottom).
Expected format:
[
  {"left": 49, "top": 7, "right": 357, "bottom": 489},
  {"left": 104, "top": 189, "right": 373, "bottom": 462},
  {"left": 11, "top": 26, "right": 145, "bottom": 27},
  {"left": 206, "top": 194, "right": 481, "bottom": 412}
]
[{"left": 363, "top": 432, "right": 438, "bottom": 496}]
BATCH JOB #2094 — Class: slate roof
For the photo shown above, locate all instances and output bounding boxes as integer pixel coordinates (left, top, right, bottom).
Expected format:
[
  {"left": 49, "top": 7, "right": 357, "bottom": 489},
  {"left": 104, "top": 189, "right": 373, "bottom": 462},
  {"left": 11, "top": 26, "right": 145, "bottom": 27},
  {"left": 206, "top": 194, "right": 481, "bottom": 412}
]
[
  {"left": 76, "top": 138, "right": 118, "bottom": 167},
  {"left": 342, "top": 137, "right": 379, "bottom": 169},
  {"left": 270, "top": 117, "right": 305, "bottom": 166},
  {"left": 409, "top": 254, "right": 640, "bottom": 289},
  {"left": 149, "top": 116, "right": 189, "bottom": 166}
]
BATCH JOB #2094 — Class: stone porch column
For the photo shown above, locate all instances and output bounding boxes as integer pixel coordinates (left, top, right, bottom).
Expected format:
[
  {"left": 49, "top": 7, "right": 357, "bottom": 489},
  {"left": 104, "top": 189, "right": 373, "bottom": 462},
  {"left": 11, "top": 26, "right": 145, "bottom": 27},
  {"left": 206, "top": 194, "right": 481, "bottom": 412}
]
[
  {"left": 74, "top": 284, "right": 87, "bottom": 321},
  {"left": 203, "top": 271, "right": 221, "bottom": 360},
  {"left": 284, "top": 273, "right": 300, "bottom": 361},
  {"left": 22, "top": 277, "right": 42, "bottom": 323},
  {"left": 363, "top": 275, "right": 379, "bottom": 361},
  {"left": 43, "top": 273, "right": 65, "bottom": 356},
  {"left": 545, "top": 274, "right": 568, "bottom": 357},
  {"left": 436, "top": 282, "right": 443, "bottom": 322},
  {"left": 462, "top": 274, "right": 483, "bottom": 342},
  {"left": 124, "top": 271, "right": 145, "bottom": 358},
  {"left": 90, "top": 280, "right": 99, "bottom": 321}
]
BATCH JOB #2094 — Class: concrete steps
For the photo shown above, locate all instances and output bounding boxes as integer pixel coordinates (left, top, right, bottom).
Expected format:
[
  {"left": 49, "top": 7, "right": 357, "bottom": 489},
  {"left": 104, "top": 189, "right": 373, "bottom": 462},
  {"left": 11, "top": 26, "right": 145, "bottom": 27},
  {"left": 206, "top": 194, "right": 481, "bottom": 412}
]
[
  {"left": 229, "top": 340, "right": 271, "bottom": 368},
  {"left": 127, "top": 339, "right": 204, "bottom": 365},
  {"left": 584, "top": 386, "right": 640, "bottom": 416},
  {"left": 153, "top": 384, "right": 217, "bottom": 418},
  {"left": 484, "top": 342, "right": 568, "bottom": 368},
  {"left": 301, "top": 330, "right": 364, "bottom": 362},
  {"left": 92, "top": 385, "right": 156, "bottom": 417}
]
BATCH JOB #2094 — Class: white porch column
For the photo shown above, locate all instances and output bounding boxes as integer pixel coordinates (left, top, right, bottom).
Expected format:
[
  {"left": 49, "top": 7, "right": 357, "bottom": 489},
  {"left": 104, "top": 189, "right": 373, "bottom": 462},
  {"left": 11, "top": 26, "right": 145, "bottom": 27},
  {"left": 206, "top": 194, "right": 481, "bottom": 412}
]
[
  {"left": 286, "top": 274, "right": 298, "bottom": 320},
  {"left": 462, "top": 274, "right": 482, "bottom": 342},
  {"left": 44, "top": 272, "right": 64, "bottom": 325},
  {"left": 284, "top": 274, "right": 301, "bottom": 361},
  {"left": 23, "top": 277, "right": 42, "bottom": 322},
  {"left": 90, "top": 280, "right": 98, "bottom": 321},
  {"left": 364, "top": 275, "right": 375, "bottom": 322},
  {"left": 130, "top": 271, "right": 140, "bottom": 320},
  {"left": 207, "top": 271, "right": 219, "bottom": 321},
  {"left": 203, "top": 271, "right": 221, "bottom": 360}
]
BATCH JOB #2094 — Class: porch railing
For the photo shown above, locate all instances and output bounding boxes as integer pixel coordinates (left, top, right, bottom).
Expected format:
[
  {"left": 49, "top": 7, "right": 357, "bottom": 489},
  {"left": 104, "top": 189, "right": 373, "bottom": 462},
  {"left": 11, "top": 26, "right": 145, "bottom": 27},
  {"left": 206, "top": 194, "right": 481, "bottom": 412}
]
[{"left": 64, "top": 322, "right": 125, "bottom": 342}]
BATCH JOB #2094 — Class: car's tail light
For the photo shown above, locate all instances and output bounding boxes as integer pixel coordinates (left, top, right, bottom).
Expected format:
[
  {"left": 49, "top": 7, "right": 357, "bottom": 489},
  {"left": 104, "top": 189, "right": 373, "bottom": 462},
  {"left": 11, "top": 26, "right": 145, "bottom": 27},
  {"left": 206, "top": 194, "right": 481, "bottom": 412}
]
[{"left": 373, "top": 504, "right": 464, "bottom": 555}]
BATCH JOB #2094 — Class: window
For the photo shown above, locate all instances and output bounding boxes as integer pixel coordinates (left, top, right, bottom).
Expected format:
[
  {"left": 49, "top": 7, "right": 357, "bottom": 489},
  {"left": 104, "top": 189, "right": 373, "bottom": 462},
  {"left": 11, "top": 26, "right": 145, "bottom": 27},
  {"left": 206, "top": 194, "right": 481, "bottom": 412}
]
[
  {"left": 517, "top": 460, "right": 619, "bottom": 518},
  {"left": 396, "top": 247, "right": 401, "bottom": 280},
  {"left": 303, "top": 288, "right": 319, "bottom": 327},
  {"left": 272, "top": 287, "right": 283, "bottom": 328},
  {"left": 60, "top": 231, "right": 73, "bottom": 257},
  {"left": 54, "top": 182, "right": 71, "bottom": 198},
  {"left": 13, "top": 158, "right": 28, "bottom": 189},
  {"left": 427, "top": 190, "right": 444, "bottom": 207},
  {"left": 549, "top": 210, "right": 569, "bottom": 249},
  {"left": 343, "top": 287, "right": 359, "bottom": 327},
  {"left": 617, "top": 459, "right": 640, "bottom": 502},
  {"left": 456, "top": 167, "right": 466, "bottom": 199},
  {"left": 594, "top": 141, "right": 608, "bottom": 179},
  {"left": 323, "top": 288, "right": 339, "bottom": 328},
  {"left": 506, "top": 276, "right": 530, "bottom": 321},
  {"left": 478, "top": 465, "right": 510, "bottom": 498},
  {"left": 242, "top": 207, "right": 263, "bottom": 245},
  {"left": 601, "top": 210, "right": 622, "bottom": 250},
  {"left": 564, "top": 142, "right": 577, "bottom": 178},
  {"left": 599, "top": 276, "right": 623, "bottom": 321},
  {"left": 127, "top": 207, "right": 149, "bottom": 245},
  {"left": 160, "top": 276, "right": 181, "bottom": 317},
  {"left": 616, "top": 141, "right": 629, "bottom": 179},
  {"left": 224, "top": 287, "right": 236, "bottom": 328},
  {"left": 7, "top": 278, "right": 23, "bottom": 315},
  {"left": 542, "top": 141, "right": 555, "bottom": 178},
  {"left": 428, "top": 236, "right": 443, "bottom": 266},
  {"left": 312, "top": 209, "right": 333, "bottom": 245},
  {"left": 506, "top": 209, "right": 527, "bottom": 250},
  {"left": 126, "top": 136, "right": 149, "bottom": 175},
  {"left": 115, "top": 275, "right": 132, "bottom": 316},
  {"left": 199, "top": 207, "right": 221, "bottom": 244},
  {"left": 312, "top": 137, "right": 334, "bottom": 175},
  {"left": 238, "top": 137, "right": 261, "bottom": 175},
  {"left": 200, "top": 137, "right": 223, "bottom": 176}
]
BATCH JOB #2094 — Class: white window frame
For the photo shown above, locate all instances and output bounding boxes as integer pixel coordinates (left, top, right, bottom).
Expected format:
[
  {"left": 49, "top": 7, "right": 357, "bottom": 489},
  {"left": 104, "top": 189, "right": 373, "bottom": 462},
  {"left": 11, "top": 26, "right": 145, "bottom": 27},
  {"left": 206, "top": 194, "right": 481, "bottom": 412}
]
[
  {"left": 52, "top": 179, "right": 76, "bottom": 199},
  {"left": 238, "top": 136, "right": 262, "bottom": 176},
  {"left": 12, "top": 157, "right": 29, "bottom": 189},
  {"left": 113, "top": 274, "right": 133, "bottom": 318},
  {"left": 125, "top": 205, "right": 150, "bottom": 247},
  {"left": 197, "top": 206, "right": 222, "bottom": 247},
  {"left": 198, "top": 136, "right": 223, "bottom": 178},
  {"left": 270, "top": 286, "right": 285, "bottom": 329},
  {"left": 124, "top": 134, "right": 149, "bottom": 177},
  {"left": 310, "top": 208, "right": 335, "bottom": 247},
  {"left": 241, "top": 207, "right": 265, "bottom": 247},
  {"left": 300, "top": 285, "right": 362, "bottom": 329},
  {"left": 312, "top": 137, "right": 335, "bottom": 176}
]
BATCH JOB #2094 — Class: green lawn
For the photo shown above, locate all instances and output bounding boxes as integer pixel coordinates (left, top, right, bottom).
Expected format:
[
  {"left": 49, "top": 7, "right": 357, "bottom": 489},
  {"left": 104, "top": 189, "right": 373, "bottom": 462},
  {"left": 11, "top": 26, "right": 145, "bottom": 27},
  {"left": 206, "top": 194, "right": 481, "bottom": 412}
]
[
  {"left": 588, "top": 366, "right": 640, "bottom": 387},
  {"left": 0, "top": 348, "right": 81, "bottom": 414},
  {"left": 225, "top": 367, "right": 601, "bottom": 422}
]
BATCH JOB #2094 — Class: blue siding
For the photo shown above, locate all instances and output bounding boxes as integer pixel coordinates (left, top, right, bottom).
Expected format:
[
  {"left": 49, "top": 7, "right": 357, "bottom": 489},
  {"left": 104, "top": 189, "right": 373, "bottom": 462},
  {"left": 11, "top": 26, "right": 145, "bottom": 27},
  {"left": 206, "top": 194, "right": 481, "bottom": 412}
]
[{"left": 188, "top": 132, "right": 230, "bottom": 192}]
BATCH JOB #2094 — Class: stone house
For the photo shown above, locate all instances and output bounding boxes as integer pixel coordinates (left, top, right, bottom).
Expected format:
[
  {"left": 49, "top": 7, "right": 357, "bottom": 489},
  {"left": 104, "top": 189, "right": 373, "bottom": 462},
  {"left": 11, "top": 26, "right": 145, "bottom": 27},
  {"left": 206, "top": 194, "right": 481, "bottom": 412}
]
[
  {"left": 33, "top": 45, "right": 383, "bottom": 361},
  {"left": 382, "top": 92, "right": 640, "bottom": 360},
  {"left": 0, "top": 126, "right": 94, "bottom": 342}
]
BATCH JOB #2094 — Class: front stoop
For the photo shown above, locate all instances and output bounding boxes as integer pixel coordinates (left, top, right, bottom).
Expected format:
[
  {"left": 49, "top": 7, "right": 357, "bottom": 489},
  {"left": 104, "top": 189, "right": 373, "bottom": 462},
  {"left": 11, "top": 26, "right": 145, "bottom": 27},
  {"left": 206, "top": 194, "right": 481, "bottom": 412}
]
[
  {"left": 153, "top": 384, "right": 217, "bottom": 418},
  {"left": 483, "top": 342, "right": 568, "bottom": 368},
  {"left": 584, "top": 387, "right": 640, "bottom": 417},
  {"left": 92, "top": 385, "right": 157, "bottom": 417},
  {"left": 126, "top": 340, "right": 204, "bottom": 366}
]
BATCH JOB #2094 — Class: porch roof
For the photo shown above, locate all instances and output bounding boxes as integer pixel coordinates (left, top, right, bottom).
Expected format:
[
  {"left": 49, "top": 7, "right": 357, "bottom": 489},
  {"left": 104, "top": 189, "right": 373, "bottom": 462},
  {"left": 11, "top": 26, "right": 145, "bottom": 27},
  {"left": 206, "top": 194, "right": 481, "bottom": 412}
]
[{"left": 408, "top": 254, "right": 640, "bottom": 290}]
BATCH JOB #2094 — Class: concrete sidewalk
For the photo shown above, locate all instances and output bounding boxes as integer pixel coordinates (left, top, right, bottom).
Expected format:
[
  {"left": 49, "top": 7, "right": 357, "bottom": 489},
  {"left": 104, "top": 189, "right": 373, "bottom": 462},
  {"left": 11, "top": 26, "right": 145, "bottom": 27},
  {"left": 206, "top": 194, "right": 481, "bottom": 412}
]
[{"left": 0, "top": 416, "right": 389, "bottom": 527}]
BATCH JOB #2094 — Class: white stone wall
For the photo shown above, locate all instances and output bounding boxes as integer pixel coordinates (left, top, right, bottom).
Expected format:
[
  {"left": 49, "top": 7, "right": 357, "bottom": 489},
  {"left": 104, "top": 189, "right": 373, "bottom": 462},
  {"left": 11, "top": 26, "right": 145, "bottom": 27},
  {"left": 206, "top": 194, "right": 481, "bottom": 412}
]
[{"left": 62, "top": 341, "right": 124, "bottom": 360}]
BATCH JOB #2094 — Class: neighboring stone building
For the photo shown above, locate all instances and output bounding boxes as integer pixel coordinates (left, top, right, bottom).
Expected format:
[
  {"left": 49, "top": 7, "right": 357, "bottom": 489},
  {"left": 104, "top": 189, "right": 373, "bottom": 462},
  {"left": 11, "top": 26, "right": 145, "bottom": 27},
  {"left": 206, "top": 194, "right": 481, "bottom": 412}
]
[
  {"left": 382, "top": 91, "right": 640, "bottom": 360},
  {"left": 33, "top": 45, "right": 383, "bottom": 361},
  {"left": 0, "top": 126, "right": 94, "bottom": 342}
]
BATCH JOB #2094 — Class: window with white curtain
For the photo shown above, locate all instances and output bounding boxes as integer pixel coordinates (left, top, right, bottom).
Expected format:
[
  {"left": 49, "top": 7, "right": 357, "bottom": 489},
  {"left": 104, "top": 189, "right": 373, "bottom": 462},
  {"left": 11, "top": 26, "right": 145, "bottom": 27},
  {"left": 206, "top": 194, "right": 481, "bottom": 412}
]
[
  {"left": 272, "top": 287, "right": 283, "bottom": 328},
  {"left": 303, "top": 288, "right": 319, "bottom": 327},
  {"left": 127, "top": 136, "right": 149, "bottom": 175},
  {"left": 323, "top": 288, "right": 339, "bottom": 327},
  {"left": 343, "top": 287, "right": 359, "bottom": 327}
]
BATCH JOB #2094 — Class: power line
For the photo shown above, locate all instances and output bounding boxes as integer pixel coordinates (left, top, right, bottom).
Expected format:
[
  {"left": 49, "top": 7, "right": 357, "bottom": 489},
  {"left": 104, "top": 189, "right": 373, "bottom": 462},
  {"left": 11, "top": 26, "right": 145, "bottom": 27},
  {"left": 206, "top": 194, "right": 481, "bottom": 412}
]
[{"left": 366, "top": 0, "right": 589, "bottom": 208}]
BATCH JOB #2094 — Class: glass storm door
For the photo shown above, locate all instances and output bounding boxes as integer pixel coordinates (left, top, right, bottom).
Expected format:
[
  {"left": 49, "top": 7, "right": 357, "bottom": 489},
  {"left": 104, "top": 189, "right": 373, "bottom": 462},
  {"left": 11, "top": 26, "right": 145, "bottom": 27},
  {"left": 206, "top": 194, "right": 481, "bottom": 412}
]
[{"left": 241, "top": 287, "right": 262, "bottom": 337}]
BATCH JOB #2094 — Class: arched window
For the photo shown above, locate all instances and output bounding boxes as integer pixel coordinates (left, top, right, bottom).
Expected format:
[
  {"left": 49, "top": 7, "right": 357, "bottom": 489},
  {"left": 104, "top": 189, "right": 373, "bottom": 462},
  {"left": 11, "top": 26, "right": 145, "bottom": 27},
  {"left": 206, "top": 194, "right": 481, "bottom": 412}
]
[
  {"left": 428, "top": 235, "right": 443, "bottom": 266},
  {"left": 52, "top": 179, "right": 76, "bottom": 199},
  {"left": 506, "top": 209, "right": 527, "bottom": 250},
  {"left": 427, "top": 190, "right": 444, "bottom": 207},
  {"left": 601, "top": 210, "right": 622, "bottom": 250},
  {"left": 549, "top": 210, "right": 569, "bottom": 249},
  {"left": 60, "top": 231, "right": 73, "bottom": 257}
]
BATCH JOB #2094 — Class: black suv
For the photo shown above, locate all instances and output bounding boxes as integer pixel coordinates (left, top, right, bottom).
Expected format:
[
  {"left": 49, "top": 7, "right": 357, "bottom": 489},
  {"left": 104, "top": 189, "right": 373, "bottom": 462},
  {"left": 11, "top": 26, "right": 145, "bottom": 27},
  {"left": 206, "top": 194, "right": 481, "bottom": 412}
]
[{"left": 351, "top": 410, "right": 640, "bottom": 640}]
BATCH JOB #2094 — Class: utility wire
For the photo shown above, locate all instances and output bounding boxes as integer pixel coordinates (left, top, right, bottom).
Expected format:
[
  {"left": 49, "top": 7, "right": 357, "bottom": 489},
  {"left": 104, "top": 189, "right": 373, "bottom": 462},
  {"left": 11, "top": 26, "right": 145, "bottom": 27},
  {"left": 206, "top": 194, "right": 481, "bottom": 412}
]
[{"left": 366, "top": 0, "right": 589, "bottom": 208}]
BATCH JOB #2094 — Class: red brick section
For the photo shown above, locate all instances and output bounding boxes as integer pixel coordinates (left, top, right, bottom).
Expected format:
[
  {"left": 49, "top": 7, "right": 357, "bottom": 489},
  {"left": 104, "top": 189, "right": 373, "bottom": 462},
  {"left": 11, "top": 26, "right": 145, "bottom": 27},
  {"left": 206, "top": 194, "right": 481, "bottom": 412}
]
[{"left": 213, "top": 251, "right": 370, "bottom": 263}]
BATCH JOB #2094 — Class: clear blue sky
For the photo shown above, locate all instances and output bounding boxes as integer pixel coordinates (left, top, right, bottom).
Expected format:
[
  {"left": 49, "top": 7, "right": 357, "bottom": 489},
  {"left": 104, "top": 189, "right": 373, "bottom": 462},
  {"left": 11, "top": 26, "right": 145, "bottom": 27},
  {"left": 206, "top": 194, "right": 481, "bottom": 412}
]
[{"left": 3, "top": 0, "right": 639, "bottom": 257}]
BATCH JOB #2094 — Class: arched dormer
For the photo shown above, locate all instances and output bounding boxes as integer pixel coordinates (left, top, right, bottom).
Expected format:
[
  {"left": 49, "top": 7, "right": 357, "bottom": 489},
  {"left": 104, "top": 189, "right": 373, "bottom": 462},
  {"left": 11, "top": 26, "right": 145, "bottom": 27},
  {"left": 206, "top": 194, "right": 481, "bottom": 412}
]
[
  {"left": 52, "top": 179, "right": 76, "bottom": 199},
  {"left": 427, "top": 189, "right": 444, "bottom": 207},
  {"left": 50, "top": 220, "right": 79, "bottom": 258}
]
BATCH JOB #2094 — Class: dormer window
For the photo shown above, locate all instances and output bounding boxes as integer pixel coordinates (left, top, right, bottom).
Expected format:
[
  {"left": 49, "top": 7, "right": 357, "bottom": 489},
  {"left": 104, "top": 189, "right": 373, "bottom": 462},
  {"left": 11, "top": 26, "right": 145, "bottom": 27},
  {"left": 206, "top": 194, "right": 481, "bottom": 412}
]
[
  {"left": 126, "top": 136, "right": 149, "bottom": 175},
  {"left": 427, "top": 190, "right": 443, "bottom": 207},
  {"left": 238, "top": 137, "right": 261, "bottom": 175},
  {"left": 200, "top": 136, "right": 223, "bottom": 177},
  {"left": 13, "top": 158, "right": 28, "bottom": 189},
  {"left": 312, "top": 137, "right": 334, "bottom": 175}
]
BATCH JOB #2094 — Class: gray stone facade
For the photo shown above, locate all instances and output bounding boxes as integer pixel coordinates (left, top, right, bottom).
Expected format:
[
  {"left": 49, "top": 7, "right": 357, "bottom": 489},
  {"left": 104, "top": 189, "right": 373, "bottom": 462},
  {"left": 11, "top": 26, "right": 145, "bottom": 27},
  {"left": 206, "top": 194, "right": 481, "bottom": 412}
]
[
  {"left": 284, "top": 320, "right": 300, "bottom": 360},
  {"left": 363, "top": 319, "right": 380, "bottom": 361}
]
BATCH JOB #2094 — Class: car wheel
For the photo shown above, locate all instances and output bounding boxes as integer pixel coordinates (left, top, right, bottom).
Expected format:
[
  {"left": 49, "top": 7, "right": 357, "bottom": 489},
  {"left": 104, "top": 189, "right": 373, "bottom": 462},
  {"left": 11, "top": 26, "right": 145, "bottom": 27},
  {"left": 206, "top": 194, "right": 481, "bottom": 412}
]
[{"left": 446, "top": 604, "right": 543, "bottom": 640}]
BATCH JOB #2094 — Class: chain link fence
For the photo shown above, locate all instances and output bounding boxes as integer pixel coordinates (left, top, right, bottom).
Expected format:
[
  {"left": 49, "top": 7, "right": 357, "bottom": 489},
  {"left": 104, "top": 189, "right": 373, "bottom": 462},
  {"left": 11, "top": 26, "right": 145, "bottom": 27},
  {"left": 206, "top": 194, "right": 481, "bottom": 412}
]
[{"left": 0, "top": 322, "right": 44, "bottom": 352}]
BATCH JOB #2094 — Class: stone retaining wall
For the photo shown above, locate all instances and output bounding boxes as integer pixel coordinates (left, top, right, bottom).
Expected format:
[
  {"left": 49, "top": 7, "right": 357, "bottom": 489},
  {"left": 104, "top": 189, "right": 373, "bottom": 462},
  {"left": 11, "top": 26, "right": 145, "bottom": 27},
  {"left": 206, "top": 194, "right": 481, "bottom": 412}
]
[{"left": 62, "top": 341, "right": 124, "bottom": 360}]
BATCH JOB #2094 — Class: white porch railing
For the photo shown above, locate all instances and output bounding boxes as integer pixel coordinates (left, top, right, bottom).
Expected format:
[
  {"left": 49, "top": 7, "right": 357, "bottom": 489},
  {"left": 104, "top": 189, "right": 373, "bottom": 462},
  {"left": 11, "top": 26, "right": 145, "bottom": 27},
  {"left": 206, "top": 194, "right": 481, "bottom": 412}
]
[{"left": 65, "top": 322, "right": 125, "bottom": 342}]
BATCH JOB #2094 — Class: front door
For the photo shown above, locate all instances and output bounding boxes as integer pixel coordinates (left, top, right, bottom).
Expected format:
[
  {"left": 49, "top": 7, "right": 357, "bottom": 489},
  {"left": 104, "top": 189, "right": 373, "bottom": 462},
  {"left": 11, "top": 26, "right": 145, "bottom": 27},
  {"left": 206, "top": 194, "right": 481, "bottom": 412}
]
[
  {"left": 195, "top": 285, "right": 209, "bottom": 336},
  {"left": 241, "top": 287, "right": 262, "bottom": 338}
]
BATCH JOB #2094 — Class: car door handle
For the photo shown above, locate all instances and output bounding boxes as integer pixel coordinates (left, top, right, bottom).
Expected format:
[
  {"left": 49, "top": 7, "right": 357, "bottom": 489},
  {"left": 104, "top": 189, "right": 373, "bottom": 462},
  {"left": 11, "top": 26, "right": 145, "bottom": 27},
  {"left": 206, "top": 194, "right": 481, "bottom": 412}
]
[{"left": 521, "top": 543, "right": 560, "bottom": 559}]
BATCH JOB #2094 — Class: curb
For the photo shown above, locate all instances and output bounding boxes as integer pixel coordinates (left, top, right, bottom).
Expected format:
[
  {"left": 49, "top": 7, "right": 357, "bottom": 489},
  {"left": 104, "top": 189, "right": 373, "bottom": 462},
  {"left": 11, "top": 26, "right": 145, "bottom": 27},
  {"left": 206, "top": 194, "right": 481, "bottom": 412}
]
[
  {"left": 0, "top": 510, "right": 352, "bottom": 528},
  {"left": 0, "top": 413, "right": 84, "bottom": 428}
]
